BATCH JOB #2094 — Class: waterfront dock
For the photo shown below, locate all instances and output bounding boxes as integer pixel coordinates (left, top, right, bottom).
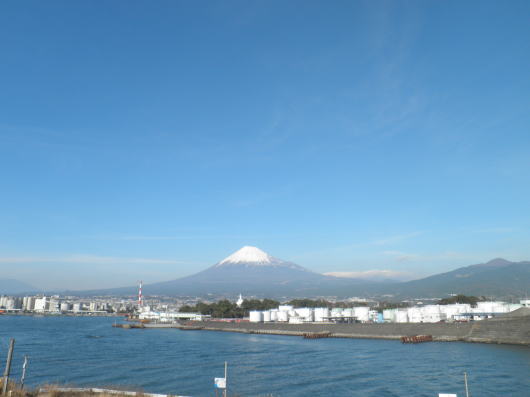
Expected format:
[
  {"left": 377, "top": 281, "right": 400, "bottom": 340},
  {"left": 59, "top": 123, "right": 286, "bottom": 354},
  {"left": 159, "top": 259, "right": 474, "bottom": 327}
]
[
  {"left": 193, "top": 311, "right": 530, "bottom": 346},
  {"left": 112, "top": 309, "right": 530, "bottom": 346}
]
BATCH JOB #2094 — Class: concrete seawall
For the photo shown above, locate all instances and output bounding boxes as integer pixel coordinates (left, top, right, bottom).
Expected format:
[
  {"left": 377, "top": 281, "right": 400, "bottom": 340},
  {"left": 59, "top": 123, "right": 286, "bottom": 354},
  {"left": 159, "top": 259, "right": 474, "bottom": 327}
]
[{"left": 180, "top": 314, "right": 530, "bottom": 346}]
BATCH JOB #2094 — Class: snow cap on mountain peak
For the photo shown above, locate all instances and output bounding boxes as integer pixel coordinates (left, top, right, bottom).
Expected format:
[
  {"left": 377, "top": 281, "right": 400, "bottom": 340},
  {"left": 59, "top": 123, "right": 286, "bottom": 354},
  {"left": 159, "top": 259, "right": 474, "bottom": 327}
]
[{"left": 218, "top": 246, "right": 273, "bottom": 266}]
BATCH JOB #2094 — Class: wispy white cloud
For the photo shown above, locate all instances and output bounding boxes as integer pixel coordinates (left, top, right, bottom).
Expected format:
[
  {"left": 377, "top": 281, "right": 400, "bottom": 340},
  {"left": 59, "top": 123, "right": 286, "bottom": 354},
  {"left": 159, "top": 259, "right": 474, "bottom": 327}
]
[{"left": 324, "top": 269, "right": 412, "bottom": 281}]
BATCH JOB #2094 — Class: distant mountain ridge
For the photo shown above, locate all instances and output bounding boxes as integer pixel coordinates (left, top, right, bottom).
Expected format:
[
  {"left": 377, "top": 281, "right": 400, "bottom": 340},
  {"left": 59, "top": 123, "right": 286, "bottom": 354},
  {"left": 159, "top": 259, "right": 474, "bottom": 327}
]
[
  {"left": 0, "top": 279, "right": 38, "bottom": 294},
  {"left": 118, "top": 246, "right": 348, "bottom": 296},
  {"left": 73, "top": 246, "right": 370, "bottom": 297},
  {"left": 63, "top": 249, "right": 530, "bottom": 299},
  {"left": 378, "top": 258, "right": 530, "bottom": 299}
]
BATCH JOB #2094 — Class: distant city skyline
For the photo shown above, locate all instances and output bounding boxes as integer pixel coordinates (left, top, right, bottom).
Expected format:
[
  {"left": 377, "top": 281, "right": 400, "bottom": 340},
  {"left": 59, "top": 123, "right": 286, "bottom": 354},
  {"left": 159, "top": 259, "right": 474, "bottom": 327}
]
[{"left": 1, "top": 1, "right": 529, "bottom": 290}]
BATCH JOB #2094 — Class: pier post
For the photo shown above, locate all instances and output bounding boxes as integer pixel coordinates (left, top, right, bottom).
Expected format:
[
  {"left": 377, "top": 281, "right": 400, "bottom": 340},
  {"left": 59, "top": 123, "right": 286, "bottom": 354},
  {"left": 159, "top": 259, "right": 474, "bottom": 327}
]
[
  {"left": 2, "top": 338, "right": 15, "bottom": 395},
  {"left": 464, "top": 372, "right": 470, "bottom": 397},
  {"left": 20, "top": 356, "right": 28, "bottom": 388}
]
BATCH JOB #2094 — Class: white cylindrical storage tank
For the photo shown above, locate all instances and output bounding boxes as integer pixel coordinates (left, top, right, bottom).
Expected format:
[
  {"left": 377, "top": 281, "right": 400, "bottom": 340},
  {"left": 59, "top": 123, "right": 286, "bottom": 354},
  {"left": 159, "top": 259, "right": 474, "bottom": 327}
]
[
  {"left": 423, "top": 305, "right": 440, "bottom": 314},
  {"left": 407, "top": 307, "right": 422, "bottom": 323},
  {"left": 279, "top": 305, "right": 293, "bottom": 312},
  {"left": 73, "top": 303, "right": 82, "bottom": 312},
  {"left": 249, "top": 311, "right": 263, "bottom": 323},
  {"left": 342, "top": 308, "right": 354, "bottom": 317},
  {"left": 422, "top": 305, "right": 441, "bottom": 323},
  {"left": 477, "top": 302, "right": 494, "bottom": 313},
  {"left": 295, "top": 308, "right": 311, "bottom": 318},
  {"left": 441, "top": 305, "right": 456, "bottom": 321},
  {"left": 396, "top": 310, "right": 409, "bottom": 323},
  {"left": 277, "top": 311, "right": 289, "bottom": 322},
  {"left": 383, "top": 309, "right": 396, "bottom": 322},
  {"left": 491, "top": 302, "right": 507, "bottom": 313},
  {"left": 263, "top": 311, "right": 271, "bottom": 322},
  {"left": 353, "top": 307, "right": 369, "bottom": 322},
  {"left": 270, "top": 310, "right": 279, "bottom": 322},
  {"left": 368, "top": 310, "right": 379, "bottom": 322},
  {"left": 331, "top": 308, "right": 342, "bottom": 317},
  {"left": 314, "top": 307, "right": 330, "bottom": 322},
  {"left": 60, "top": 303, "right": 71, "bottom": 311}
]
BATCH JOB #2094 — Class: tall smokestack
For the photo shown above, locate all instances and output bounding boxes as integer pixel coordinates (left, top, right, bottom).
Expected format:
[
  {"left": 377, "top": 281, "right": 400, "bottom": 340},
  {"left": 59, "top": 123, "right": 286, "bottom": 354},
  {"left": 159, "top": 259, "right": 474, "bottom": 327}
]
[{"left": 138, "top": 280, "right": 143, "bottom": 308}]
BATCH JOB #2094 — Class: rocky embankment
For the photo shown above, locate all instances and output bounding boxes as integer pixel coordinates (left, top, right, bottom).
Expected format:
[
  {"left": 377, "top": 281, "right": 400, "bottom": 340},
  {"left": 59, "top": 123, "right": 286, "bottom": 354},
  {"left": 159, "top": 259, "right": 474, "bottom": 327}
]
[{"left": 183, "top": 308, "right": 530, "bottom": 346}]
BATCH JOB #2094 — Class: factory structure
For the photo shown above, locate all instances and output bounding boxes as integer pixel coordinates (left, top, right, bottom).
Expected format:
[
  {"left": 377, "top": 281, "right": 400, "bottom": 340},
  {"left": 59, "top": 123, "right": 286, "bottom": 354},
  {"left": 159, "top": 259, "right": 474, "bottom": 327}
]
[
  {"left": 248, "top": 300, "right": 530, "bottom": 324},
  {"left": 133, "top": 299, "right": 530, "bottom": 324}
]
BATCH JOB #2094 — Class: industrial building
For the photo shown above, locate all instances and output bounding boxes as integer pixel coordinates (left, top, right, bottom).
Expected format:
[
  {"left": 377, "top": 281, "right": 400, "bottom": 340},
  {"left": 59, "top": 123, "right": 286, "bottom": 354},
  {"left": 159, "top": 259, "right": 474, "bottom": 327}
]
[{"left": 138, "top": 310, "right": 208, "bottom": 322}]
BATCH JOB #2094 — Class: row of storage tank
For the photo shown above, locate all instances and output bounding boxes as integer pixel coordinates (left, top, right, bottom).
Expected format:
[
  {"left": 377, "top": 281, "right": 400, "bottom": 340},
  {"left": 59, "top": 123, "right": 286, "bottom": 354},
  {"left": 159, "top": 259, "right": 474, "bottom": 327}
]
[
  {"left": 249, "top": 301, "right": 525, "bottom": 324},
  {"left": 249, "top": 305, "right": 375, "bottom": 323},
  {"left": 382, "top": 302, "right": 524, "bottom": 323}
]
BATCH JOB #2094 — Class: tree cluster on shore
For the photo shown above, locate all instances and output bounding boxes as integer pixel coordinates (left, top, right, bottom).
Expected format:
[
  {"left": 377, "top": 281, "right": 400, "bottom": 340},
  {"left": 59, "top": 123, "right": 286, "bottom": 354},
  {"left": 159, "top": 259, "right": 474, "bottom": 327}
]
[
  {"left": 375, "top": 301, "right": 410, "bottom": 312},
  {"left": 437, "top": 294, "right": 486, "bottom": 307},
  {"left": 179, "top": 299, "right": 280, "bottom": 318},
  {"left": 286, "top": 299, "right": 369, "bottom": 308}
]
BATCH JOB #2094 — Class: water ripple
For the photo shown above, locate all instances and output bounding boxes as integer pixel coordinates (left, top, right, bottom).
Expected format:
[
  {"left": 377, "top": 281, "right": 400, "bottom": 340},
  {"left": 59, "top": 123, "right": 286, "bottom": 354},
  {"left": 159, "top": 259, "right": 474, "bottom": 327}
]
[{"left": 0, "top": 317, "right": 529, "bottom": 396}]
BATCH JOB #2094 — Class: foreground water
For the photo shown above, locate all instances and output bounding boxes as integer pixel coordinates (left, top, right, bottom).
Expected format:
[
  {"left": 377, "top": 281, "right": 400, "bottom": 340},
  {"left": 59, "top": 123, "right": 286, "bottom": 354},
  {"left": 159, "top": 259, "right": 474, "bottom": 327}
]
[{"left": 0, "top": 316, "right": 529, "bottom": 396}]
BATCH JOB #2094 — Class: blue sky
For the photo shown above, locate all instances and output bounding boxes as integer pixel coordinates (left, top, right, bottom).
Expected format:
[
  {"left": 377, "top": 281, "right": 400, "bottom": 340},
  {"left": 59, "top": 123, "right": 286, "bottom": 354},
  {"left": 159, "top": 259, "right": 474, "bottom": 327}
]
[{"left": 1, "top": 1, "right": 529, "bottom": 290}]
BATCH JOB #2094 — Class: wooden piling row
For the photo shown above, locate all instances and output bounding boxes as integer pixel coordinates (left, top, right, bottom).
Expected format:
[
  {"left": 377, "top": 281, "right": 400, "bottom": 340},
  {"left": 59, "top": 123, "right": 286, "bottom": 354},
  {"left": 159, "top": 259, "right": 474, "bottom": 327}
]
[
  {"left": 401, "top": 335, "right": 433, "bottom": 343},
  {"left": 303, "top": 331, "right": 332, "bottom": 339}
]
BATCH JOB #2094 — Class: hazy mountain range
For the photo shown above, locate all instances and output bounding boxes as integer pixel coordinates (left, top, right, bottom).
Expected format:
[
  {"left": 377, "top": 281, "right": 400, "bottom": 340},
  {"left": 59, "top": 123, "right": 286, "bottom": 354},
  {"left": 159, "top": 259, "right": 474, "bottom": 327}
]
[
  {"left": 0, "top": 279, "right": 38, "bottom": 295},
  {"left": 3, "top": 247, "right": 530, "bottom": 299}
]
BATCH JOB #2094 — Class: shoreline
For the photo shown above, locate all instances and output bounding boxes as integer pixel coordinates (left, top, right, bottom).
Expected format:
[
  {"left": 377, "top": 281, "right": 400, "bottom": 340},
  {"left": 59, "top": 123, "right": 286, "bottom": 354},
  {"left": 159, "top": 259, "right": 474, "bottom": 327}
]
[
  {"left": 1, "top": 312, "right": 121, "bottom": 317},
  {"left": 146, "top": 315, "right": 530, "bottom": 346},
  {"left": 6, "top": 311, "right": 529, "bottom": 346}
]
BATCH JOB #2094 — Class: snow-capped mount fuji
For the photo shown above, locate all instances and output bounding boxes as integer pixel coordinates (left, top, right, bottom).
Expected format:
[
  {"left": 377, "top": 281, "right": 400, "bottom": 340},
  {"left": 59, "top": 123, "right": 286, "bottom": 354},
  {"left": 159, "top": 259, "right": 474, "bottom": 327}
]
[
  {"left": 215, "top": 246, "right": 306, "bottom": 270},
  {"left": 218, "top": 246, "right": 273, "bottom": 265},
  {"left": 112, "top": 246, "right": 340, "bottom": 296},
  {"left": 72, "top": 251, "right": 530, "bottom": 298}
]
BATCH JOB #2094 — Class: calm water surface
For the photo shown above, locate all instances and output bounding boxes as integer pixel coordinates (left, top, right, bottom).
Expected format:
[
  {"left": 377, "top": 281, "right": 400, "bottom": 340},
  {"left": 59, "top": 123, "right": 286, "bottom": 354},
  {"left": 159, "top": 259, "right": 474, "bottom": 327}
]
[{"left": 0, "top": 316, "right": 528, "bottom": 396}]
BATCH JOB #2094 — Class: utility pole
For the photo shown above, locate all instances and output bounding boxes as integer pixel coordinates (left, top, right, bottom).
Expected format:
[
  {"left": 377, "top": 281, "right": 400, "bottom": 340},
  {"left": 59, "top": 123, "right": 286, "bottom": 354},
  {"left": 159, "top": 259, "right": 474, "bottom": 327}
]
[{"left": 2, "top": 338, "right": 15, "bottom": 395}]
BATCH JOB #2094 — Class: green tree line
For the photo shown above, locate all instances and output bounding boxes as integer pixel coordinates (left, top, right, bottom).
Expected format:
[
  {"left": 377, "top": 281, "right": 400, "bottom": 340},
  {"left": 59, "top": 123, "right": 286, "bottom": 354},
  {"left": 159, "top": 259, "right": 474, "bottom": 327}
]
[
  {"left": 286, "top": 299, "right": 369, "bottom": 308},
  {"left": 179, "top": 299, "right": 280, "bottom": 318},
  {"left": 179, "top": 298, "right": 371, "bottom": 318},
  {"left": 437, "top": 295, "right": 486, "bottom": 307}
]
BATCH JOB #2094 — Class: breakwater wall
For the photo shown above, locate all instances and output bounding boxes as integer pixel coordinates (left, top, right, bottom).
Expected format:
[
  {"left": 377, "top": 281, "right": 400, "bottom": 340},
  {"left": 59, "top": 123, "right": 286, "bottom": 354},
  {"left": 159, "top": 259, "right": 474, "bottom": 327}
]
[
  {"left": 38, "top": 387, "right": 190, "bottom": 397},
  {"left": 182, "top": 315, "right": 530, "bottom": 346}
]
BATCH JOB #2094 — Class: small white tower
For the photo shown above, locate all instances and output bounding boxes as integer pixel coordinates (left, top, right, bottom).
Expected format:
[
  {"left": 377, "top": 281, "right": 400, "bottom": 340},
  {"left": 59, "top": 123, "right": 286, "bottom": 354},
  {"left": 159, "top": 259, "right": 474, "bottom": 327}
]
[{"left": 236, "top": 293, "right": 244, "bottom": 307}]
